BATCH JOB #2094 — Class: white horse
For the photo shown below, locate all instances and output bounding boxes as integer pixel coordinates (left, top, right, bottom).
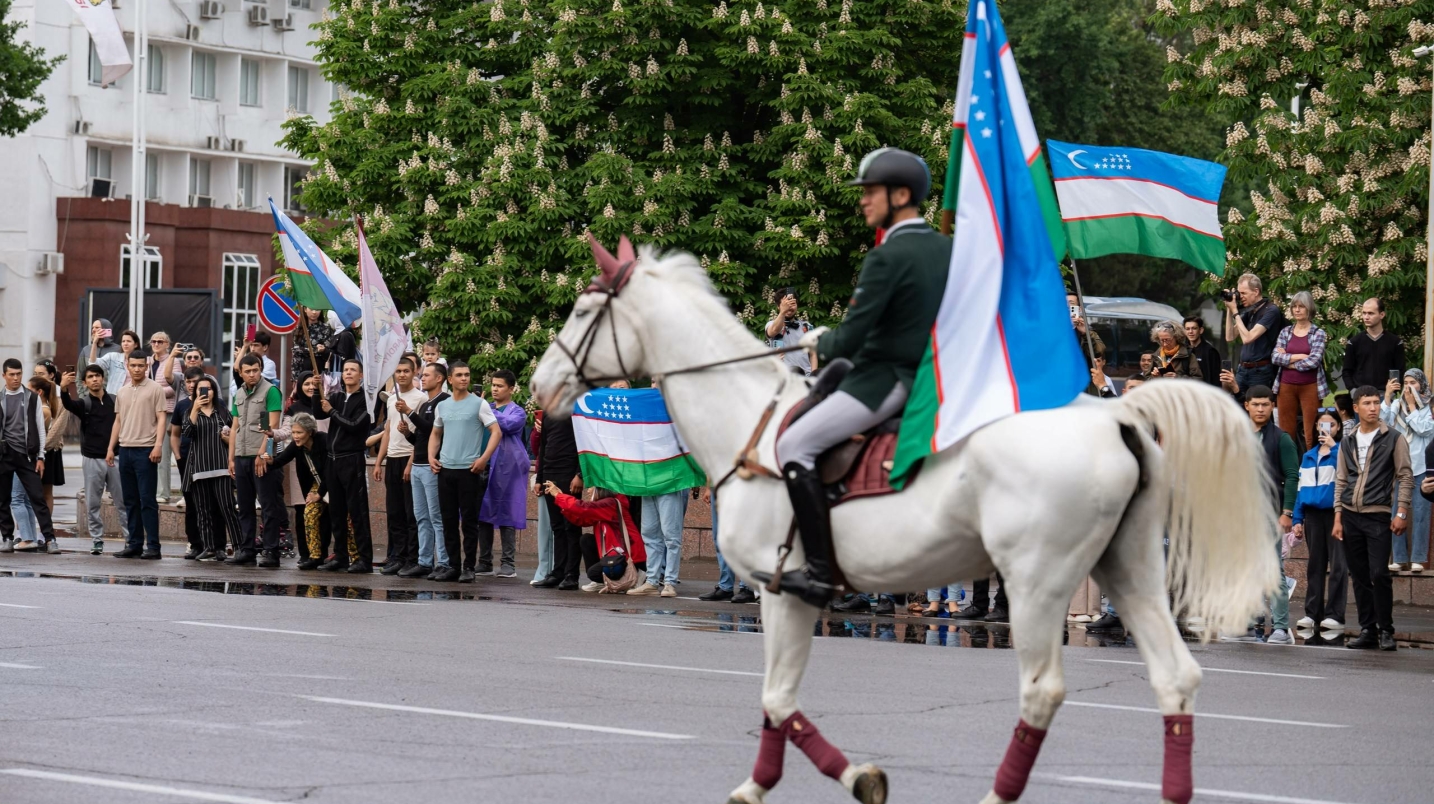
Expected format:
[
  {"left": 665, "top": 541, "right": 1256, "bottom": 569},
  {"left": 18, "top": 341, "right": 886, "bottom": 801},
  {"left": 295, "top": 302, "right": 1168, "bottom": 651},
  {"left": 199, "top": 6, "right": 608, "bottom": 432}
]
[{"left": 531, "top": 239, "right": 1280, "bottom": 804}]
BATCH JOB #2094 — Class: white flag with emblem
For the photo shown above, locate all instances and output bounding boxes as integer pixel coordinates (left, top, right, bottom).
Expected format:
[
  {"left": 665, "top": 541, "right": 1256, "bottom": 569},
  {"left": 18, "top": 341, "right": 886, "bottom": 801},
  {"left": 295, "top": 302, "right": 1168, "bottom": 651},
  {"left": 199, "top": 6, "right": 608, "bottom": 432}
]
[
  {"left": 62, "top": 0, "right": 132, "bottom": 86},
  {"left": 356, "top": 224, "right": 407, "bottom": 418}
]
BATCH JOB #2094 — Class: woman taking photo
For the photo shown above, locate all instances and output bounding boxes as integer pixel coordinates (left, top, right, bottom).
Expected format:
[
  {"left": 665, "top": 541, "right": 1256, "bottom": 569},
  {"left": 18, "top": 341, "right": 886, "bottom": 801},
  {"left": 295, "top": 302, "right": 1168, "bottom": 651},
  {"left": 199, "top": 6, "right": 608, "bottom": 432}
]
[
  {"left": 1382, "top": 368, "right": 1433, "bottom": 572},
  {"left": 1292, "top": 410, "right": 1346, "bottom": 630},
  {"left": 270, "top": 412, "right": 331, "bottom": 570},
  {"left": 182, "top": 376, "right": 241, "bottom": 561},
  {"left": 1271, "top": 290, "right": 1329, "bottom": 450},
  {"left": 32, "top": 362, "right": 68, "bottom": 515},
  {"left": 1147, "top": 321, "right": 1201, "bottom": 380}
]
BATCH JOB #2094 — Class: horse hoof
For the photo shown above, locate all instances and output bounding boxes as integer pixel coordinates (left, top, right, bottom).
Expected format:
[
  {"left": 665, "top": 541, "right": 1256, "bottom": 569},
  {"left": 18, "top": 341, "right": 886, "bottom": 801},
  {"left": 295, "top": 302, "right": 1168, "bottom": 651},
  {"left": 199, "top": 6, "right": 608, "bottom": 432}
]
[{"left": 850, "top": 763, "right": 888, "bottom": 804}]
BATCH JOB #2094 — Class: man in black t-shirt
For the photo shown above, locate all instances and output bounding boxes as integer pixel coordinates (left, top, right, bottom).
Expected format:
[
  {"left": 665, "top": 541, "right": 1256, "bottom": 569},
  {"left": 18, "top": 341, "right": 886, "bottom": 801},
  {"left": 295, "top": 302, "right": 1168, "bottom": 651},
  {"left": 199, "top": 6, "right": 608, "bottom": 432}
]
[{"left": 1224, "top": 273, "right": 1284, "bottom": 393}]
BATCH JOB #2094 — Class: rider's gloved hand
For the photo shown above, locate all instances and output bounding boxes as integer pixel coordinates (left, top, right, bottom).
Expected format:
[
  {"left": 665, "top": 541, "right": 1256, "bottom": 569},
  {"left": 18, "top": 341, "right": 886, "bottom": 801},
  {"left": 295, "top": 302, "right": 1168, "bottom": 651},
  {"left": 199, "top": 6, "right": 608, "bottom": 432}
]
[{"left": 798, "top": 326, "right": 829, "bottom": 351}]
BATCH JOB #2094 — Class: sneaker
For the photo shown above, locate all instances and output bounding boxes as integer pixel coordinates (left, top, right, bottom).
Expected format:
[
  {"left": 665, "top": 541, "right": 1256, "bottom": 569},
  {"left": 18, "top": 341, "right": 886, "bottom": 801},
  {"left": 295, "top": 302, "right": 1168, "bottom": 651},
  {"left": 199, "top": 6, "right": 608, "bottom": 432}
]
[
  {"left": 474, "top": 566, "right": 495, "bottom": 577},
  {"left": 698, "top": 586, "right": 734, "bottom": 602},
  {"left": 626, "top": 582, "right": 661, "bottom": 596},
  {"left": 580, "top": 580, "right": 602, "bottom": 593},
  {"left": 1320, "top": 618, "right": 1344, "bottom": 630},
  {"left": 1389, "top": 562, "right": 1402, "bottom": 572},
  {"left": 496, "top": 566, "right": 517, "bottom": 578},
  {"left": 0, "top": 539, "right": 13, "bottom": 553},
  {"left": 731, "top": 587, "right": 757, "bottom": 604},
  {"left": 1072, "top": 614, "right": 1093, "bottom": 623},
  {"left": 90, "top": 542, "right": 103, "bottom": 556},
  {"left": 1295, "top": 616, "right": 1316, "bottom": 629},
  {"left": 1266, "top": 629, "right": 1293, "bottom": 645},
  {"left": 13, "top": 540, "right": 38, "bottom": 552},
  {"left": 1220, "top": 629, "right": 1263, "bottom": 643},
  {"left": 661, "top": 583, "right": 678, "bottom": 598},
  {"left": 1412, "top": 563, "right": 1426, "bottom": 573}
]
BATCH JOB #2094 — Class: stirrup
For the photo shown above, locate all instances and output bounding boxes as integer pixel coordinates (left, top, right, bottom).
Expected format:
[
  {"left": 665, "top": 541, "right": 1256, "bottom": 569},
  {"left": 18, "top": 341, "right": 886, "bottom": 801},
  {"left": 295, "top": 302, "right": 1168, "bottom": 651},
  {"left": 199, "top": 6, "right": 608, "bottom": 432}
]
[{"left": 749, "top": 566, "right": 841, "bottom": 609}]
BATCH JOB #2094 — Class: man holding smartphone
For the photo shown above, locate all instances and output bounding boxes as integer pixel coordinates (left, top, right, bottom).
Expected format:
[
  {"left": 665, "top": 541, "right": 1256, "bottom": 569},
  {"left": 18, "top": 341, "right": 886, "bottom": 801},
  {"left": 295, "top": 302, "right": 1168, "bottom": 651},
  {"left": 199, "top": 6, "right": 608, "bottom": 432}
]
[
  {"left": 228, "top": 353, "right": 284, "bottom": 567},
  {"left": 765, "top": 288, "right": 816, "bottom": 376},
  {"left": 60, "top": 364, "right": 128, "bottom": 554},
  {"left": 170, "top": 368, "right": 207, "bottom": 559}
]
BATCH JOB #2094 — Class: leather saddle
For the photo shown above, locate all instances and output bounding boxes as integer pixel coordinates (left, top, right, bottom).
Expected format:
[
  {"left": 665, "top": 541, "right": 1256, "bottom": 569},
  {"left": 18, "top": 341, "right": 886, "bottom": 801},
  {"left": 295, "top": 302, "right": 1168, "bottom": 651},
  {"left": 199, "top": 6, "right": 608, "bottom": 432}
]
[{"left": 777, "top": 359, "right": 911, "bottom": 506}]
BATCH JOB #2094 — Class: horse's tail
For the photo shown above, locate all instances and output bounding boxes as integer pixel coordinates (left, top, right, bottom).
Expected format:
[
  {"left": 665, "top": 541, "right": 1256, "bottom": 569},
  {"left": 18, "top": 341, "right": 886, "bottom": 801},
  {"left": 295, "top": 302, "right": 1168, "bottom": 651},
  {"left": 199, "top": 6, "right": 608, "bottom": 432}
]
[{"left": 1116, "top": 380, "right": 1281, "bottom": 640}]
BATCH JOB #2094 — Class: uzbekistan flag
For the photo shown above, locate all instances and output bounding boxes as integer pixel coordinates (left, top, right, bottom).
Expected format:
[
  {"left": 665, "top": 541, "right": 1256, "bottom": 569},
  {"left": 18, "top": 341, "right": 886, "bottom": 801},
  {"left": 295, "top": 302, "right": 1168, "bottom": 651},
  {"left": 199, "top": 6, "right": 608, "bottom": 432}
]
[
  {"left": 1048, "top": 140, "right": 1228, "bottom": 276},
  {"left": 890, "top": 0, "right": 1087, "bottom": 486},
  {"left": 269, "top": 198, "right": 363, "bottom": 327},
  {"left": 573, "top": 388, "right": 707, "bottom": 497}
]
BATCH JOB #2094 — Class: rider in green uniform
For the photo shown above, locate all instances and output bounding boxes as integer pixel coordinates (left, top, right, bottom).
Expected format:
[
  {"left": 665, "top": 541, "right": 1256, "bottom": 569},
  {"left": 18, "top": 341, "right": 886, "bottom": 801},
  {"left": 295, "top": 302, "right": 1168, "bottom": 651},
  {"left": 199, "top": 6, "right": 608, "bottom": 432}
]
[{"left": 753, "top": 148, "right": 952, "bottom": 607}]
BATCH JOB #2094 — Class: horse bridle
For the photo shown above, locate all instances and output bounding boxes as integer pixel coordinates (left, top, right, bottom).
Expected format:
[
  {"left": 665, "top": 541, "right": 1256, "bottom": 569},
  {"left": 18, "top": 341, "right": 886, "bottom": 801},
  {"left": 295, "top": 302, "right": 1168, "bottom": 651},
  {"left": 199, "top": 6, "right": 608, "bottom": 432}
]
[{"left": 551, "top": 259, "right": 637, "bottom": 390}]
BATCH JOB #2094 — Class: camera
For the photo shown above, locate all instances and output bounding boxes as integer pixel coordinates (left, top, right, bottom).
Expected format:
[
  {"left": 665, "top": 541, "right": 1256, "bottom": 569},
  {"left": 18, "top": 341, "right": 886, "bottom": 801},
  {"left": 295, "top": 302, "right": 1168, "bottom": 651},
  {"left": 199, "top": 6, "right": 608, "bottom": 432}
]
[{"left": 1220, "top": 289, "right": 1236, "bottom": 303}]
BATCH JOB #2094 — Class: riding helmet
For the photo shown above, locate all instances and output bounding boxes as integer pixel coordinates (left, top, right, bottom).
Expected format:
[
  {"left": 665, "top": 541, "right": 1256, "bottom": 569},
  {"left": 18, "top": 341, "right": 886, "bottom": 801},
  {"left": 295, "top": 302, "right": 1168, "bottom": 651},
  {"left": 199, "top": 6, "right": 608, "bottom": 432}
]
[{"left": 847, "top": 147, "right": 932, "bottom": 204}]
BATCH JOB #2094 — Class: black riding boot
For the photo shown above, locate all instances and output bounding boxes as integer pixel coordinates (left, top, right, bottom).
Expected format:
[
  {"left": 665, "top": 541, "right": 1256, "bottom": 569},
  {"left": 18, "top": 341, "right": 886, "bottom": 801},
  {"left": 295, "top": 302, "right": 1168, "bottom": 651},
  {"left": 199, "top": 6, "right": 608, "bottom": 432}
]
[{"left": 751, "top": 462, "right": 840, "bottom": 608}]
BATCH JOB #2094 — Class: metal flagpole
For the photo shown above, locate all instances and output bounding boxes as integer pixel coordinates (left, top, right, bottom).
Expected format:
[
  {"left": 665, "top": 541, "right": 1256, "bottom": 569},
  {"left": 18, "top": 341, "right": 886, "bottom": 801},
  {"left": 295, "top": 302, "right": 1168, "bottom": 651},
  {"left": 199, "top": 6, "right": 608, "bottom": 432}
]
[
  {"left": 1068, "top": 258, "right": 1098, "bottom": 364},
  {"left": 127, "top": 0, "right": 148, "bottom": 339}
]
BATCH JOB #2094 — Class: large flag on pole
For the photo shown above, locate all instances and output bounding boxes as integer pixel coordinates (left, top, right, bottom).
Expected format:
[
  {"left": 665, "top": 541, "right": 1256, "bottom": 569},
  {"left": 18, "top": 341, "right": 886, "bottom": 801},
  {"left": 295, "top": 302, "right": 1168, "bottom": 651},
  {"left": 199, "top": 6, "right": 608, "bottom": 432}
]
[
  {"left": 268, "top": 198, "right": 362, "bottom": 326},
  {"left": 891, "top": 0, "right": 1087, "bottom": 486},
  {"left": 1047, "top": 140, "right": 1228, "bottom": 276},
  {"left": 63, "top": 0, "right": 131, "bottom": 86},
  {"left": 572, "top": 388, "right": 707, "bottom": 497},
  {"left": 356, "top": 223, "right": 406, "bottom": 418}
]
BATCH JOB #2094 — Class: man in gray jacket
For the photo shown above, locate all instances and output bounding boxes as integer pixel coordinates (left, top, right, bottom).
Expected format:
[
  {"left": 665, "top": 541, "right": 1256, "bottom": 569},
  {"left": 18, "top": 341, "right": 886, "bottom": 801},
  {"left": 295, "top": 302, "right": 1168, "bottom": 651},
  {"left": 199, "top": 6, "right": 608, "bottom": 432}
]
[{"left": 0, "top": 359, "right": 56, "bottom": 552}]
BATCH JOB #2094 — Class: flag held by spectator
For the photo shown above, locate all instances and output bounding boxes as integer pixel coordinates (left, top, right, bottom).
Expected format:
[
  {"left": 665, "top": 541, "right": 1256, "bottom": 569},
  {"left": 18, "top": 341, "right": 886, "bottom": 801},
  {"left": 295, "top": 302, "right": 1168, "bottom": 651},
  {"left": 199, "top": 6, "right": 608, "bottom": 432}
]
[
  {"left": 65, "top": 0, "right": 131, "bottom": 86},
  {"left": 268, "top": 198, "right": 363, "bottom": 326},
  {"left": 573, "top": 389, "right": 706, "bottom": 497},
  {"left": 357, "top": 223, "right": 406, "bottom": 418},
  {"left": 1048, "top": 140, "right": 1228, "bottom": 276},
  {"left": 891, "top": 0, "right": 1087, "bottom": 487}
]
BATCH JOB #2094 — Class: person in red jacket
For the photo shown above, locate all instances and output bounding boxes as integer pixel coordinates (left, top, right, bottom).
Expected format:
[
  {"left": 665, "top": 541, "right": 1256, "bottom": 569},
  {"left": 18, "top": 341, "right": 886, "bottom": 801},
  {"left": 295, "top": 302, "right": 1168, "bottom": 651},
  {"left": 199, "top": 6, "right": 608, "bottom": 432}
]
[{"left": 543, "top": 481, "right": 646, "bottom": 587}]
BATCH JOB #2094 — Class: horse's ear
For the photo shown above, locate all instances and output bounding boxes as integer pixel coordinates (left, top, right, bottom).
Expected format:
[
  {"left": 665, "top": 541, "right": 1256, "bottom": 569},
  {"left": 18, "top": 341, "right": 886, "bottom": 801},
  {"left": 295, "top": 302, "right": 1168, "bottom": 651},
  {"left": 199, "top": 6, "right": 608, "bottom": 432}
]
[
  {"left": 587, "top": 231, "right": 622, "bottom": 281},
  {"left": 616, "top": 235, "right": 636, "bottom": 265}
]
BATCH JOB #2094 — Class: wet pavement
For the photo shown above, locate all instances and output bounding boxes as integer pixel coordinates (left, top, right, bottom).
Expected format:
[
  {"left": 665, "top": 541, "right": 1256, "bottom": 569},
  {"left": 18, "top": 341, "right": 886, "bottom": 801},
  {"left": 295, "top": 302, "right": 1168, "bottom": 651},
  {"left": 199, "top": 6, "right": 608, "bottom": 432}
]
[{"left": 4, "top": 549, "right": 1434, "bottom": 803}]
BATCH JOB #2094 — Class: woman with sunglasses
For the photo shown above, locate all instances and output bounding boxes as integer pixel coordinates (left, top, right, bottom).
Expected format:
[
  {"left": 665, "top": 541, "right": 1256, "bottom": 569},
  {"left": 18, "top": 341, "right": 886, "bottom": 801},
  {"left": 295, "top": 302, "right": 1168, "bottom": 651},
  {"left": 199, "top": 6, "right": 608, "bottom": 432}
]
[
  {"left": 1382, "top": 368, "right": 1432, "bottom": 572},
  {"left": 1291, "top": 409, "right": 1347, "bottom": 631}
]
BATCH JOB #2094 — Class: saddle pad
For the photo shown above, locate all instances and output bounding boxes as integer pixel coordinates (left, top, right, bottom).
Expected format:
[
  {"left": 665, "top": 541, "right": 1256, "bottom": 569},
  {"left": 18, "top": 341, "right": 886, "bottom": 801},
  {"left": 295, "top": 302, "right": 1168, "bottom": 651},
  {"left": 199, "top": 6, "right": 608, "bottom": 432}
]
[{"left": 834, "top": 431, "right": 901, "bottom": 506}]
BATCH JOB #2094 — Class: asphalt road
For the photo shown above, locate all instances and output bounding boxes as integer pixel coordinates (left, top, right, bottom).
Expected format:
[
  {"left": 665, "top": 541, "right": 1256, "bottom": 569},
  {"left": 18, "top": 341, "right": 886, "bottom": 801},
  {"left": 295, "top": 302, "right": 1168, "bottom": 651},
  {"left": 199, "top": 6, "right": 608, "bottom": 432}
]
[{"left": 2, "top": 551, "right": 1432, "bottom": 804}]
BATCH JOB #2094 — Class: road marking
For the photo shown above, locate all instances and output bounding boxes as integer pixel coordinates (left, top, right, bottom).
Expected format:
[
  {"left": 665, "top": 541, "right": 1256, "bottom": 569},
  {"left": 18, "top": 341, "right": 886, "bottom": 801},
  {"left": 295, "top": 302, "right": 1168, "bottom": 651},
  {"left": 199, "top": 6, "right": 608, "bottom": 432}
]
[
  {"left": 637, "top": 622, "right": 764, "bottom": 635},
  {"left": 0, "top": 768, "right": 285, "bottom": 804},
  {"left": 1063, "top": 701, "right": 1346, "bottom": 728},
  {"left": 1084, "top": 658, "right": 1324, "bottom": 680},
  {"left": 1037, "top": 773, "right": 1367, "bottom": 804},
  {"left": 558, "top": 656, "right": 762, "bottom": 677},
  {"left": 299, "top": 695, "right": 695, "bottom": 740},
  {"left": 172, "top": 621, "right": 335, "bottom": 637},
  {"left": 321, "top": 596, "right": 429, "bottom": 606},
  {"left": 261, "top": 673, "right": 351, "bottom": 681},
  {"left": 0, "top": 603, "right": 40, "bottom": 609},
  {"left": 0, "top": 662, "right": 40, "bottom": 669}
]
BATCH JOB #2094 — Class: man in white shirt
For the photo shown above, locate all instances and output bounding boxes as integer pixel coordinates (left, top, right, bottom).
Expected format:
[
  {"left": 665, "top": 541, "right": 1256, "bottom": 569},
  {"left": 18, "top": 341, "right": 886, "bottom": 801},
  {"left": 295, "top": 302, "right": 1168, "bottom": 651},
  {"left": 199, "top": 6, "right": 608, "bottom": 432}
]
[{"left": 375, "top": 358, "right": 427, "bottom": 575}]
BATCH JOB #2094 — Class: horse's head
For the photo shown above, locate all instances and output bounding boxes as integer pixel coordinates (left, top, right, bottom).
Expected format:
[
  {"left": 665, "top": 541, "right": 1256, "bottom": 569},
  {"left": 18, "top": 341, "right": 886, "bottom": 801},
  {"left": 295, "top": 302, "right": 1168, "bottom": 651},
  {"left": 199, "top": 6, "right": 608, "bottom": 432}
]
[{"left": 530, "top": 233, "right": 654, "bottom": 417}]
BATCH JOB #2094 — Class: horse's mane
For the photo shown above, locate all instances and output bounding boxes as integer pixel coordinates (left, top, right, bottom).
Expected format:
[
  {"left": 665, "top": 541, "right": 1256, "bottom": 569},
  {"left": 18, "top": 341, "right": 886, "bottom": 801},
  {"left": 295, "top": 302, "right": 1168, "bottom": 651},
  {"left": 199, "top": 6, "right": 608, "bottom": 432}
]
[{"left": 639, "top": 246, "right": 765, "bottom": 350}]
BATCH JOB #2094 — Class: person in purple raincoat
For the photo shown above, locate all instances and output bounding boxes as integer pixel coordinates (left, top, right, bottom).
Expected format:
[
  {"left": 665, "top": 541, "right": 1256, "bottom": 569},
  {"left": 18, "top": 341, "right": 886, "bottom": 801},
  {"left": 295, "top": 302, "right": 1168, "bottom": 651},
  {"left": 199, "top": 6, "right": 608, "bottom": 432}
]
[{"left": 477, "top": 369, "right": 528, "bottom": 577}]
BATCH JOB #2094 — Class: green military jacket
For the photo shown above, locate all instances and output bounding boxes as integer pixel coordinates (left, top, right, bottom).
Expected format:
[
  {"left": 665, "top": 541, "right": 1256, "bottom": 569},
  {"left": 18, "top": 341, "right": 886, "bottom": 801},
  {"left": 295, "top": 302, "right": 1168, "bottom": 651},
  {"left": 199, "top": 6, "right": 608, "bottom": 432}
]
[{"left": 815, "top": 220, "right": 952, "bottom": 410}]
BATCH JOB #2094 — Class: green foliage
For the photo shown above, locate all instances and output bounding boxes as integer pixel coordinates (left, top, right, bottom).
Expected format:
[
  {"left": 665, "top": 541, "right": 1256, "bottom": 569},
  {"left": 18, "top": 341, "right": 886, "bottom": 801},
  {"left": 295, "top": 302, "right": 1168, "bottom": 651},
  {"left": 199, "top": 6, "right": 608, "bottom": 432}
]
[
  {"left": 283, "top": 0, "right": 964, "bottom": 381},
  {"left": 1157, "top": 0, "right": 1434, "bottom": 361},
  {"left": 0, "top": 0, "right": 62, "bottom": 137}
]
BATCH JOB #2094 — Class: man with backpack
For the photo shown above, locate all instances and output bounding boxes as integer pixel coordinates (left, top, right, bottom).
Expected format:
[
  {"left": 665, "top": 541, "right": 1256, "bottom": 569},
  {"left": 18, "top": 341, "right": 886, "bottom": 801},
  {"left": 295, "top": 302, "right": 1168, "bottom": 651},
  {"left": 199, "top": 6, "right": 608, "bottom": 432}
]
[{"left": 60, "top": 364, "right": 128, "bottom": 555}]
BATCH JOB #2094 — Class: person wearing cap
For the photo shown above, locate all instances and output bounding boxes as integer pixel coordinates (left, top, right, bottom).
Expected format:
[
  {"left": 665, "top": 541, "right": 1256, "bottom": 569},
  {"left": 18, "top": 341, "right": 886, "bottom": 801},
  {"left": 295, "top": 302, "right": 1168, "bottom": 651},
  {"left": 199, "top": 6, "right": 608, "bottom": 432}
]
[
  {"left": 752, "top": 147, "right": 951, "bottom": 607},
  {"left": 765, "top": 288, "right": 816, "bottom": 376}
]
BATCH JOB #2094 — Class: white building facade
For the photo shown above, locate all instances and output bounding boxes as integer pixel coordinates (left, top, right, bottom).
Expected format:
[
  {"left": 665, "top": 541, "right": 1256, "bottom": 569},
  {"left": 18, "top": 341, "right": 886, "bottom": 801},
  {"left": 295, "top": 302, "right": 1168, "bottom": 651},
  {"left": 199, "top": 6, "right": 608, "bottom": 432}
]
[{"left": 0, "top": 0, "right": 332, "bottom": 364}]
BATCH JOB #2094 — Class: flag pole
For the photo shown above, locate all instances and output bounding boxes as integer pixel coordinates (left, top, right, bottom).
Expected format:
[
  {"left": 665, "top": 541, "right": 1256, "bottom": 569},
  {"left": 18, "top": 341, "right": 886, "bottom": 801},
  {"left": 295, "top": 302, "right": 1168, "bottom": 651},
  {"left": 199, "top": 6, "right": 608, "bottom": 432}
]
[{"left": 1068, "top": 258, "right": 1098, "bottom": 364}]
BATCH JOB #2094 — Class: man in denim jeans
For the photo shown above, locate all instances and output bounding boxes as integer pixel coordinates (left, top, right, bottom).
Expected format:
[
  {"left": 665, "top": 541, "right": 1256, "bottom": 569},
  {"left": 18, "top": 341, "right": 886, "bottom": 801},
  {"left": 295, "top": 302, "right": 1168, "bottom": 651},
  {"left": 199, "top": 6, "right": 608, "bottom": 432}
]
[
  {"left": 698, "top": 487, "right": 755, "bottom": 603},
  {"left": 401, "top": 362, "right": 450, "bottom": 578},
  {"left": 628, "top": 488, "right": 691, "bottom": 597},
  {"left": 106, "top": 351, "right": 167, "bottom": 558}
]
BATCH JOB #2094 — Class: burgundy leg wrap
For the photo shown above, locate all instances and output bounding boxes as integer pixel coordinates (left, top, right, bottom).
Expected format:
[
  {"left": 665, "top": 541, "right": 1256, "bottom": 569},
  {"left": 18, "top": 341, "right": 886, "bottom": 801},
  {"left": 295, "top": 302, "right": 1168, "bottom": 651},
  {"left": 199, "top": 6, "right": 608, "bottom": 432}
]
[
  {"left": 992, "top": 719, "right": 1047, "bottom": 802},
  {"left": 752, "top": 716, "right": 786, "bottom": 790},
  {"left": 1162, "top": 714, "right": 1195, "bottom": 804},
  {"left": 778, "top": 711, "right": 850, "bottom": 780}
]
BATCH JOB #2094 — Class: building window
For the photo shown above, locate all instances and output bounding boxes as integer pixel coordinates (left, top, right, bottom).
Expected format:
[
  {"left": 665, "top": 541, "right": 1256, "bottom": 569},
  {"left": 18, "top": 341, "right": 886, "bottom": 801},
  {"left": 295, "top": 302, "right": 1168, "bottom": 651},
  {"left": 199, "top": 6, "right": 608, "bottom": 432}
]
[
  {"left": 119, "top": 245, "right": 163, "bottom": 290},
  {"left": 287, "top": 65, "right": 309, "bottom": 113},
  {"left": 290, "top": 0, "right": 312, "bottom": 8},
  {"left": 221, "top": 253, "right": 263, "bottom": 378},
  {"left": 145, "top": 153, "right": 160, "bottom": 200},
  {"left": 283, "top": 165, "right": 306, "bottom": 213},
  {"left": 87, "top": 40, "right": 103, "bottom": 85},
  {"left": 191, "top": 51, "right": 217, "bottom": 100},
  {"left": 146, "top": 45, "right": 165, "bottom": 93},
  {"left": 240, "top": 59, "right": 261, "bottom": 106},
  {"left": 86, "top": 146, "right": 112, "bottom": 180},
  {"left": 189, "top": 158, "right": 212, "bottom": 206},
  {"left": 237, "top": 162, "right": 256, "bottom": 209}
]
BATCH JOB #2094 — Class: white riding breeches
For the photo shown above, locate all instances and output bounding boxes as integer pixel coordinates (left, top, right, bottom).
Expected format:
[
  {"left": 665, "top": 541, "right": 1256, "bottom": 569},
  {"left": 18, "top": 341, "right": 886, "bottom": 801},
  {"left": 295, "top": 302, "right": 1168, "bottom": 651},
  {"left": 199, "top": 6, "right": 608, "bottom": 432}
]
[{"left": 776, "top": 383, "right": 909, "bottom": 471}]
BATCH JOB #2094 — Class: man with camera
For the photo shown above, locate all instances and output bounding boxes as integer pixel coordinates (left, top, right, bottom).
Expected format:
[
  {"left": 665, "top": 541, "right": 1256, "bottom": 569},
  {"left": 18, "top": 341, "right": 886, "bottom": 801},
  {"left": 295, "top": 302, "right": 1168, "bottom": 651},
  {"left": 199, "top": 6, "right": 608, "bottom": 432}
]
[
  {"left": 765, "top": 288, "right": 816, "bottom": 376},
  {"left": 1224, "top": 273, "right": 1284, "bottom": 394}
]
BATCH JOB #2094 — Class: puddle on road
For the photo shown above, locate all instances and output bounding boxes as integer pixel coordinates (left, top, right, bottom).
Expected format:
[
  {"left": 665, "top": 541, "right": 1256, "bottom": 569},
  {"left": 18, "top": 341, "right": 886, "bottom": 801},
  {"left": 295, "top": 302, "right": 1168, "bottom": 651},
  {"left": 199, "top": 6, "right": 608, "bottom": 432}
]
[{"left": 5, "top": 570, "right": 1430, "bottom": 650}]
